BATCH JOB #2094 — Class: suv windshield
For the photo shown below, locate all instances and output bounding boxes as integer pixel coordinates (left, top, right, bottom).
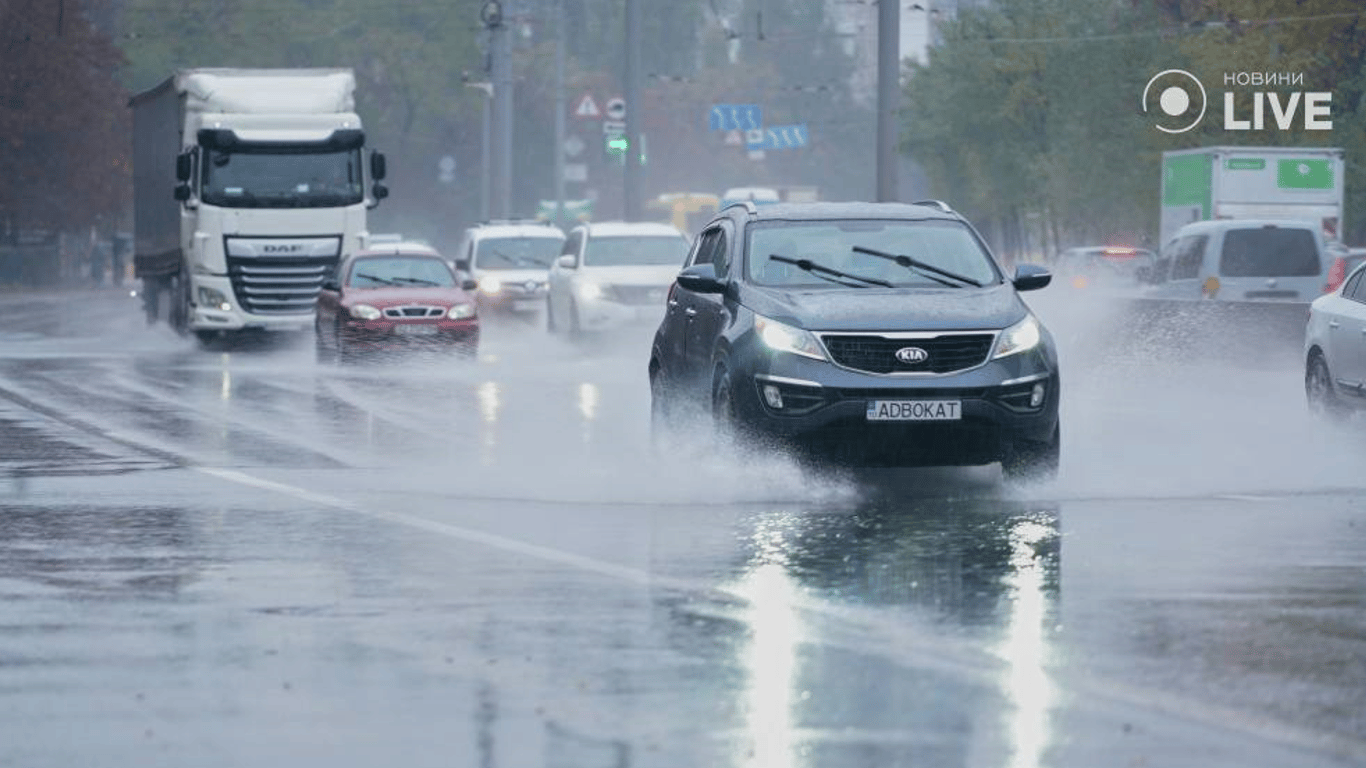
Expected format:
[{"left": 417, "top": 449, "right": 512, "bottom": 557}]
[
  {"left": 475, "top": 237, "right": 562, "bottom": 270},
  {"left": 584, "top": 235, "right": 689, "bottom": 267},
  {"left": 1219, "top": 228, "right": 1321, "bottom": 277},
  {"left": 201, "top": 146, "right": 364, "bottom": 208},
  {"left": 746, "top": 219, "right": 1001, "bottom": 287}
]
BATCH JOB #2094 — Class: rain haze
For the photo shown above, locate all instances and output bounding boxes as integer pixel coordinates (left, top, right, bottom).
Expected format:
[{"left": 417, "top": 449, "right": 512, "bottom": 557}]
[{"left": 2, "top": 1, "right": 1366, "bottom": 767}]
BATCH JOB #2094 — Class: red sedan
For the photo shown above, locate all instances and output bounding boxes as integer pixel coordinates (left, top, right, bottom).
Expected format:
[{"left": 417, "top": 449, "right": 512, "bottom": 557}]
[{"left": 316, "top": 243, "right": 480, "bottom": 361}]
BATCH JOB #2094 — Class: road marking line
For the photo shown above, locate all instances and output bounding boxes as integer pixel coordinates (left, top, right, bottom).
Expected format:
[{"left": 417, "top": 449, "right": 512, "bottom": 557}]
[{"left": 197, "top": 465, "right": 1366, "bottom": 764}]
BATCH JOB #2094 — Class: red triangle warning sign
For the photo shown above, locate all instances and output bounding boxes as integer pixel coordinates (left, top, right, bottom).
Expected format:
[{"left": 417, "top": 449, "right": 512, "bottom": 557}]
[{"left": 573, "top": 93, "right": 601, "bottom": 119}]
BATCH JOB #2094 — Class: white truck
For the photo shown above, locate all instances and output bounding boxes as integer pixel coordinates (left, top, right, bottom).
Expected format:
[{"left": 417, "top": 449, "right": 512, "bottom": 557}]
[
  {"left": 130, "top": 68, "right": 388, "bottom": 340},
  {"left": 1160, "top": 146, "right": 1344, "bottom": 248}
]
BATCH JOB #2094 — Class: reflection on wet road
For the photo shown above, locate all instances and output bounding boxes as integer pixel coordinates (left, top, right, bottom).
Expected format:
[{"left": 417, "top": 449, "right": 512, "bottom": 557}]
[{"left": 1, "top": 288, "right": 1365, "bottom": 767}]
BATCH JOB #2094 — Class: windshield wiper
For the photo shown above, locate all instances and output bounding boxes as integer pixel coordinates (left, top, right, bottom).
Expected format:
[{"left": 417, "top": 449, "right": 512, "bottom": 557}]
[
  {"left": 354, "top": 273, "right": 398, "bottom": 286},
  {"left": 851, "top": 245, "right": 982, "bottom": 287},
  {"left": 390, "top": 277, "right": 441, "bottom": 286},
  {"left": 490, "top": 249, "right": 547, "bottom": 267},
  {"left": 769, "top": 254, "right": 892, "bottom": 289}
]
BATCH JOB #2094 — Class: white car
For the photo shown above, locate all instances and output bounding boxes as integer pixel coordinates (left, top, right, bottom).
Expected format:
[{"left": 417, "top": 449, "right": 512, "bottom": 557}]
[
  {"left": 452, "top": 220, "right": 566, "bottom": 314},
  {"left": 547, "top": 221, "right": 690, "bottom": 336},
  {"left": 1305, "top": 260, "right": 1366, "bottom": 419}
]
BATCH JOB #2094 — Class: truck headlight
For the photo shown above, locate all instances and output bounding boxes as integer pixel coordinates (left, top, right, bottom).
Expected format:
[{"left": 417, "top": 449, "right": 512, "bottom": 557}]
[
  {"left": 479, "top": 276, "right": 502, "bottom": 294},
  {"left": 197, "top": 286, "right": 232, "bottom": 312},
  {"left": 993, "top": 315, "right": 1042, "bottom": 359},
  {"left": 755, "top": 314, "right": 827, "bottom": 361},
  {"left": 349, "top": 304, "right": 381, "bottom": 320},
  {"left": 448, "top": 303, "right": 476, "bottom": 319}
]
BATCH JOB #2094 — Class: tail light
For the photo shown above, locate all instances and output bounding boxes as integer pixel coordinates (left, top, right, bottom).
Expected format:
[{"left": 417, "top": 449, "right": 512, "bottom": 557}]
[{"left": 1323, "top": 257, "right": 1346, "bottom": 293}]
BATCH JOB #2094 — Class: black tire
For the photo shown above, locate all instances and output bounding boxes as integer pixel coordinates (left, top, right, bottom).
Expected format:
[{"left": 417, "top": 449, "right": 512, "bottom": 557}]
[
  {"left": 169, "top": 273, "right": 190, "bottom": 336},
  {"left": 194, "top": 330, "right": 219, "bottom": 348},
  {"left": 334, "top": 321, "right": 354, "bottom": 364},
  {"left": 712, "top": 368, "right": 740, "bottom": 445},
  {"left": 546, "top": 295, "right": 558, "bottom": 334},
  {"left": 1002, "top": 423, "right": 1060, "bottom": 483},
  {"left": 649, "top": 369, "right": 674, "bottom": 452},
  {"left": 1306, "top": 352, "right": 1348, "bottom": 420}
]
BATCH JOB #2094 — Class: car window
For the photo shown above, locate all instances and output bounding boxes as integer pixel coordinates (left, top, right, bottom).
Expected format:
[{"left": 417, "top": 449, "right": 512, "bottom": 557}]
[
  {"left": 348, "top": 256, "right": 455, "bottom": 287},
  {"left": 690, "top": 226, "right": 729, "bottom": 276},
  {"left": 1219, "top": 228, "right": 1320, "bottom": 277},
  {"left": 1170, "top": 234, "right": 1207, "bottom": 280},
  {"left": 474, "top": 237, "right": 562, "bottom": 270},
  {"left": 1344, "top": 268, "right": 1366, "bottom": 303},
  {"left": 746, "top": 219, "right": 1001, "bottom": 287},
  {"left": 583, "top": 235, "right": 689, "bottom": 267},
  {"left": 561, "top": 230, "right": 583, "bottom": 259}
]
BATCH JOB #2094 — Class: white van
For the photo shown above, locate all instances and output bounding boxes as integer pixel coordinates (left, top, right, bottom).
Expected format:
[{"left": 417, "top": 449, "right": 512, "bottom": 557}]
[{"left": 1150, "top": 218, "right": 1329, "bottom": 304}]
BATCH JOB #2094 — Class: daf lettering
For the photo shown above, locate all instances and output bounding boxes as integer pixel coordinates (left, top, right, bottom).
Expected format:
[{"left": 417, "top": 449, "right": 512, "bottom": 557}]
[{"left": 263, "top": 244, "right": 305, "bottom": 254}]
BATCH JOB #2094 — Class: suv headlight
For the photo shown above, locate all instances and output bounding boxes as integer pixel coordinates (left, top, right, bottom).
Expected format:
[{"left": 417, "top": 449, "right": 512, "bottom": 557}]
[
  {"left": 755, "top": 314, "right": 827, "bottom": 361},
  {"left": 349, "top": 303, "right": 382, "bottom": 320},
  {"left": 448, "top": 303, "right": 476, "bottom": 319},
  {"left": 993, "top": 314, "right": 1042, "bottom": 359},
  {"left": 577, "top": 281, "right": 608, "bottom": 301},
  {"left": 479, "top": 276, "right": 502, "bottom": 294}
]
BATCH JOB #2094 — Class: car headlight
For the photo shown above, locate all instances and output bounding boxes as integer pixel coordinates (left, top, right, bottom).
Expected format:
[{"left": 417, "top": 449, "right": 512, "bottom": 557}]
[
  {"left": 448, "top": 302, "right": 476, "bottom": 319},
  {"left": 196, "top": 286, "right": 232, "bottom": 311},
  {"left": 479, "top": 276, "right": 503, "bottom": 294},
  {"left": 577, "top": 281, "right": 606, "bottom": 301},
  {"left": 349, "top": 303, "right": 382, "bottom": 320},
  {"left": 754, "top": 314, "right": 827, "bottom": 361},
  {"left": 993, "top": 314, "right": 1042, "bottom": 359}
]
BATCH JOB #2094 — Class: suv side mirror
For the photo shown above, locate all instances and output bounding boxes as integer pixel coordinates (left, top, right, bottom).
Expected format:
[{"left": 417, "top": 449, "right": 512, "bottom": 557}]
[
  {"left": 1012, "top": 264, "right": 1051, "bottom": 292},
  {"left": 322, "top": 277, "right": 341, "bottom": 292},
  {"left": 555, "top": 254, "right": 577, "bottom": 269},
  {"left": 461, "top": 278, "right": 478, "bottom": 291},
  {"left": 676, "top": 263, "right": 726, "bottom": 294}
]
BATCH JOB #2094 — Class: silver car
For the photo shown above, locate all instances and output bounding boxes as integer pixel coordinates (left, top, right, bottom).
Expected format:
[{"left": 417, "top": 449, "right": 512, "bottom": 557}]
[{"left": 1305, "top": 260, "right": 1366, "bottom": 419}]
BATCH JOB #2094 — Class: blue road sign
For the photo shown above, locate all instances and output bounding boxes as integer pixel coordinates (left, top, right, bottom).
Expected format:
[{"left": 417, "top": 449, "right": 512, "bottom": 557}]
[
  {"left": 709, "top": 104, "right": 763, "bottom": 132},
  {"left": 745, "top": 124, "right": 809, "bottom": 151}
]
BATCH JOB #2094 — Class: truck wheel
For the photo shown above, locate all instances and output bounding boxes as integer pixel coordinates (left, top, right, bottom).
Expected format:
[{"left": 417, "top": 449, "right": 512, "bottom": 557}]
[
  {"left": 168, "top": 274, "right": 190, "bottom": 336},
  {"left": 142, "top": 280, "right": 162, "bottom": 325}
]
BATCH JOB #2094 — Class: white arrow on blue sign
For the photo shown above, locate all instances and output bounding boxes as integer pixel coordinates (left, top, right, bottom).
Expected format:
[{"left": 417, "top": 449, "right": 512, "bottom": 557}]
[
  {"left": 746, "top": 124, "right": 809, "bottom": 151},
  {"left": 709, "top": 104, "right": 763, "bottom": 132}
]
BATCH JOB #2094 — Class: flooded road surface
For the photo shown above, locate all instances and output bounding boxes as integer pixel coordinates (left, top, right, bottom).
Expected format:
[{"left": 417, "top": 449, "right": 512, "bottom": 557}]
[{"left": 1, "top": 287, "right": 1364, "bottom": 767}]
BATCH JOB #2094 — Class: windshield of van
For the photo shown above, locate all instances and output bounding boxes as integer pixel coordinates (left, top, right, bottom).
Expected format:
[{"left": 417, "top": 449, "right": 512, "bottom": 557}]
[{"left": 1219, "top": 228, "right": 1320, "bottom": 277}]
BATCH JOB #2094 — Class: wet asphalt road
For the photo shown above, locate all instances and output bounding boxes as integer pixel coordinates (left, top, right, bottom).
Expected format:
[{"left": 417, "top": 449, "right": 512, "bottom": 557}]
[{"left": 1, "top": 287, "right": 1364, "bottom": 768}]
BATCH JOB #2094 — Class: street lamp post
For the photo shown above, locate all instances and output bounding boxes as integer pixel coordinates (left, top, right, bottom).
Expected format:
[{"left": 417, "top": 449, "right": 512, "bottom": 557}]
[{"left": 465, "top": 81, "right": 494, "bottom": 222}]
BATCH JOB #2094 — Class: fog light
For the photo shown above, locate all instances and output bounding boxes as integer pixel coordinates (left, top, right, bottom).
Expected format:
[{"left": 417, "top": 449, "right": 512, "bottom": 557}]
[
  {"left": 762, "top": 384, "right": 784, "bottom": 409},
  {"left": 1030, "top": 383, "right": 1046, "bottom": 408}
]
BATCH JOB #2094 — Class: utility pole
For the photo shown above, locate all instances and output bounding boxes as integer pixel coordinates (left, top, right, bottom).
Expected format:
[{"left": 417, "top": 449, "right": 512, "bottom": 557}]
[
  {"left": 465, "top": 82, "right": 494, "bottom": 222},
  {"left": 485, "top": 0, "right": 515, "bottom": 219},
  {"left": 623, "top": 0, "right": 641, "bottom": 221},
  {"left": 553, "top": 0, "right": 566, "bottom": 228},
  {"left": 876, "top": 0, "right": 900, "bottom": 202}
]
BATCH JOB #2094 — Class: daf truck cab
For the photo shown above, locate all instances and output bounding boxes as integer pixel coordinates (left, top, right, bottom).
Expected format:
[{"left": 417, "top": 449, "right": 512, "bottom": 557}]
[{"left": 131, "top": 68, "right": 388, "bottom": 341}]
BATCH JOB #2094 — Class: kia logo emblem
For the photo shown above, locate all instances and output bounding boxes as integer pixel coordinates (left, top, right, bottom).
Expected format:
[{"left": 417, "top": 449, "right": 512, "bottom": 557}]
[{"left": 895, "top": 346, "right": 928, "bottom": 364}]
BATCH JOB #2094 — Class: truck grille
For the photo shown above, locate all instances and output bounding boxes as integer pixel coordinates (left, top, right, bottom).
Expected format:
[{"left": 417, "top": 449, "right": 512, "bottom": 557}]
[
  {"left": 820, "top": 332, "right": 997, "bottom": 374},
  {"left": 223, "top": 236, "right": 342, "bottom": 316}
]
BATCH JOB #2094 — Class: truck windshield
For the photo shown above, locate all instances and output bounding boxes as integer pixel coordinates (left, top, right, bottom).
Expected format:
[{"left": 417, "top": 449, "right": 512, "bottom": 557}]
[{"left": 200, "top": 146, "right": 364, "bottom": 208}]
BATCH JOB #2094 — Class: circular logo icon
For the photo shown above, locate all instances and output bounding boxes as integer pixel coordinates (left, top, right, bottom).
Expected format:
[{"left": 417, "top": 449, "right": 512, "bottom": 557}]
[
  {"left": 894, "top": 346, "right": 928, "bottom": 364},
  {"left": 1142, "top": 69, "right": 1207, "bottom": 134}
]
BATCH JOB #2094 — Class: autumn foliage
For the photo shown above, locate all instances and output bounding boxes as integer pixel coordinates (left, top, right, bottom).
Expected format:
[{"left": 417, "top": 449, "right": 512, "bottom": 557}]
[{"left": 0, "top": 0, "right": 130, "bottom": 241}]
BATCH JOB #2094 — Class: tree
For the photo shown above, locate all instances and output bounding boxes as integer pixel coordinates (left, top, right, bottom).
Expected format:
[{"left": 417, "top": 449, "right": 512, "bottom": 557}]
[{"left": 0, "top": 0, "right": 130, "bottom": 242}]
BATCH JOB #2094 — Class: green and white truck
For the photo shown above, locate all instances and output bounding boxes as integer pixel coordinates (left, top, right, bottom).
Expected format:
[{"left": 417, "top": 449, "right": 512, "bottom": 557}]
[{"left": 1159, "top": 146, "right": 1344, "bottom": 247}]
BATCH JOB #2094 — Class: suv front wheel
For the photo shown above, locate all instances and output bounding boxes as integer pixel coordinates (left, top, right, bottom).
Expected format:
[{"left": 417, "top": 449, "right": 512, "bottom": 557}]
[{"left": 1002, "top": 424, "right": 1060, "bottom": 483}]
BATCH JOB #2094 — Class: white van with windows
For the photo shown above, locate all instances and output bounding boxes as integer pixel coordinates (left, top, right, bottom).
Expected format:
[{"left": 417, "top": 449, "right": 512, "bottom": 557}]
[{"left": 1150, "top": 218, "right": 1329, "bottom": 304}]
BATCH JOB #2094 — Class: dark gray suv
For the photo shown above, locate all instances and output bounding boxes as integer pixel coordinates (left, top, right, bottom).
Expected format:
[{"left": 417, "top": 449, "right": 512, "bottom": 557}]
[{"left": 648, "top": 200, "right": 1060, "bottom": 480}]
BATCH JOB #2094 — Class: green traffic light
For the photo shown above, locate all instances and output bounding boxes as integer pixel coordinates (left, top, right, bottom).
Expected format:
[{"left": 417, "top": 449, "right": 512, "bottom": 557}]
[{"left": 606, "top": 135, "right": 629, "bottom": 153}]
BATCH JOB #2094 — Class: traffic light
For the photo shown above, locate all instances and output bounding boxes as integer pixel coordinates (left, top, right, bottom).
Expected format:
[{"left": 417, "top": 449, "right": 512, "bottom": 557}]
[{"left": 605, "top": 134, "right": 628, "bottom": 156}]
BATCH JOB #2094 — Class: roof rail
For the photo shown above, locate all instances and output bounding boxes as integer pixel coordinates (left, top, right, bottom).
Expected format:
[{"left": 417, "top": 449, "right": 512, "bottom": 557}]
[
  {"left": 912, "top": 199, "right": 954, "bottom": 213},
  {"left": 720, "top": 200, "right": 758, "bottom": 214}
]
